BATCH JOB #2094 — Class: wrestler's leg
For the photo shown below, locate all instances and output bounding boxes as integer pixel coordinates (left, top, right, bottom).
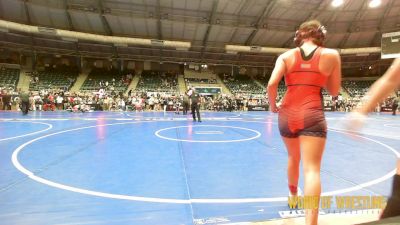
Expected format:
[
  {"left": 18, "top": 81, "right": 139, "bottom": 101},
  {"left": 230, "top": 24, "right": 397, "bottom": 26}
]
[
  {"left": 299, "top": 135, "right": 326, "bottom": 225},
  {"left": 282, "top": 136, "right": 301, "bottom": 195}
]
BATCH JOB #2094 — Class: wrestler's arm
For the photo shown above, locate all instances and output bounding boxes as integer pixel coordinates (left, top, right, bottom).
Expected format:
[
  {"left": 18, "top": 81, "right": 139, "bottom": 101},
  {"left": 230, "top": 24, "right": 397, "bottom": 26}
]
[
  {"left": 325, "top": 49, "right": 342, "bottom": 97},
  {"left": 267, "top": 54, "right": 287, "bottom": 112},
  {"left": 357, "top": 58, "right": 400, "bottom": 115}
]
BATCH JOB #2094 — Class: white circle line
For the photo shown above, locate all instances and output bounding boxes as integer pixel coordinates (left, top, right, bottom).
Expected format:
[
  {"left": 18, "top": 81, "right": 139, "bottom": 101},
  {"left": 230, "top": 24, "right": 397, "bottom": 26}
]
[
  {"left": 0, "top": 118, "right": 69, "bottom": 121},
  {"left": 195, "top": 131, "right": 224, "bottom": 135},
  {"left": 383, "top": 123, "right": 400, "bottom": 128},
  {"left": 12, "top": 122, "right": 148, "bottom": 180},
  {"left": 323, "top": 128, "right": 399, "bottom": 196},
  {"left": 155, "top": 125, "right": 261, "bottom": 143},
  {"left": 11, "top": 121, "right": 399, "bottom": 204},
  {"left": 0, "top": 121, "right": 52, "bottom": 142}
]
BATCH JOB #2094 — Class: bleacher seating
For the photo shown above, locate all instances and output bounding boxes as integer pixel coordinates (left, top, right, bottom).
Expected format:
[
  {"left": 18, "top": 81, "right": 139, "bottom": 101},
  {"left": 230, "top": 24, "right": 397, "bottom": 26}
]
[
  {"left": 0, "top": 67, "right": 19, "bottom": 90},
  {"left": 184, "top": 70, "right": 217, "bottom": 87},
  {"left": 185, "top": 77, "right": 217, "bottom": 84},
  {"left": 219, "top": 73, "right": 264, "bottom": 95},
  {"left": 135, "top": 70, "right": 178, "bottom": 93},
  {"left": 342, "top": 80, "right": 375, "bottom": 97},
  {"left": 255, "top": 74, "right": 285, "bottom": 99},
  {"left": 80, "top": 68, "right": 132, "bottom": 93},
  {"left": 255, "top": 74, "right": 269, "bottom": 86},
  {"left": 29, "top": 67, "right": 78, "bottom": 91},
  {"left": 277, "top": 81, "right": 287, "bottom": 100}
]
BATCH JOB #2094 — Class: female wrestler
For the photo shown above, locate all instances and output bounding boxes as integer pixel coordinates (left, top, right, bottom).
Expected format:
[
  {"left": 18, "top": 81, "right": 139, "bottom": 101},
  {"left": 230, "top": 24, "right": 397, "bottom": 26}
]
[{"left": 267, "top": 20, "right": 342, "bottom": 225}]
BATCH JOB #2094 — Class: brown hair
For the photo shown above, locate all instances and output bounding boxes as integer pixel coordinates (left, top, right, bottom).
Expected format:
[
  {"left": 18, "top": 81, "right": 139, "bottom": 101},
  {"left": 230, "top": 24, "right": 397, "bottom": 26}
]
[{"left": 294, "top": 20, "right": 327, "bottom": 46}]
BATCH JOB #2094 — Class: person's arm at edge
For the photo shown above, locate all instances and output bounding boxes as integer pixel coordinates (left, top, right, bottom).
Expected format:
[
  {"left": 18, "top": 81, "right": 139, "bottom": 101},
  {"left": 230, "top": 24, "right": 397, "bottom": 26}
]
[
  {"left": 357, "top": 58, "right": 400, "bottom": 115},
  {"left": 267, "top": 54, "right": 286, "bottom": 112}
]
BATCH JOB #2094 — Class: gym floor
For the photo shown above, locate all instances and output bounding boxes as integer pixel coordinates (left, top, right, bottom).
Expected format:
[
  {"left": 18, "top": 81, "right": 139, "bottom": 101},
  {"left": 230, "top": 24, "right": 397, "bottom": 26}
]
[{"left": 0, "top": 111, "right": 398, "bottom": 225}]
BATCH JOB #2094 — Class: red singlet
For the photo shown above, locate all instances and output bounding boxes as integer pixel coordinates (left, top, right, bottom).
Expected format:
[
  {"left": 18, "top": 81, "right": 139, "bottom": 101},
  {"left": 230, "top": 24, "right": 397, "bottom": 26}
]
[{"left": 278, "top": 47, "right": 328, "bottom": 138}]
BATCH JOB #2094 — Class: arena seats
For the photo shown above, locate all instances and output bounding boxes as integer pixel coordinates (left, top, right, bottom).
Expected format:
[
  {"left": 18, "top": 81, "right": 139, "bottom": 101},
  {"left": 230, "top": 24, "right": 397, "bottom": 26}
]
[
  {"left": 255, "top": 74, "right": 269, "bottom": 87},
  {"left": 0, "top": 67, "right": 19, "bottom": 90},
  {"left": 185, "top": 77, "right": 217, "bottom": 84},
  {"left": 135, "top": 70, "right": 178, "bottom": 93},
  {"left": 80, "top": 68, "right": 132, "bottom": 93},
  {"left": 219, "top": 73, "right": 264, "bottom": 96},
  {"left": 342, "top": 80, "right": 375, "bottom": 97},
  {"left": 184, "top": 70, "right": 218, "bottom": 88},
  {"left": 29, "top": 67, "right": 78, "bottom": 91}
]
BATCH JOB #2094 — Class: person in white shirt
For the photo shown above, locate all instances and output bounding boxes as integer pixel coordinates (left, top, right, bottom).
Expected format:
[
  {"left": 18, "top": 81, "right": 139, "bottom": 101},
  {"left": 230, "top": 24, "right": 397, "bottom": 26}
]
[
  {"left": 149, "top": 96, "right": 155, "bottom": 111},
  {"left": 33, "top": 94, "right": 42, "bottom": 111},
  {"left": 118, "top": 98, "right": 126, "bottom": 111},
  {"left": 56, "top": 95, "right": 64, "bottom": 110}
]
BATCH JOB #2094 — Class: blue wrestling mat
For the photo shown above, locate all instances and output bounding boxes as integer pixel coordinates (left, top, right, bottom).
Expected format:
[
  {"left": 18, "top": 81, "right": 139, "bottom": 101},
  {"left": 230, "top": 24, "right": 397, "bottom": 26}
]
[{"left": 0, "top": 111, "right": 398, "bottom": 224}]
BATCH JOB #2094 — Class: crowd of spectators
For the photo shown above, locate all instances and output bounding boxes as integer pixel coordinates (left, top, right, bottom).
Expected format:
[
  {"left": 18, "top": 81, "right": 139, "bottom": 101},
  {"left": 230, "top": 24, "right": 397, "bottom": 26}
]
[
  {"left": 1, "top": 86, "right": 397, "bottom": 113},
  {"left": 0, "top": 86, "right": 269, "bottom": 113},
  {"left": 0, "top": 65, "right": 398, "bottom": 113},
  {"left": 3, "top": 83, "right": 398, "bottom": 113}
]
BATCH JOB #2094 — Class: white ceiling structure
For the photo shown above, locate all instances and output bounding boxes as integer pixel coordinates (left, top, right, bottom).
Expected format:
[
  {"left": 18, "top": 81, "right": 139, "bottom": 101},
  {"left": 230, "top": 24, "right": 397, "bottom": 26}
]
[{"left": 0, "top": 0, "right": 399, "bottom": 68}]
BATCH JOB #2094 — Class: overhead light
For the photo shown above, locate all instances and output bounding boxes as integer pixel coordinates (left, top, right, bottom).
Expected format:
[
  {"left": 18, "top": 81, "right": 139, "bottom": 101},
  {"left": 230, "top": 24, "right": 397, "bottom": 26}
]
[
  {"left": 331, "top": 0, "right": 344, "bottom": 7},
  {"left": 369, "top": 0, "right": 381, "bottom": 8}
]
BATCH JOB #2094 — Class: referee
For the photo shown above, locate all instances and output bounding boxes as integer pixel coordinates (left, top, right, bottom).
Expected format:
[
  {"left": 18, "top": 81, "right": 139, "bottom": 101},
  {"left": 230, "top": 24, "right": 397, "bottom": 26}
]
[
  {"left": 392, "top": 96, "right": 398, "bottom": 115},
  {"left": 190, "top": 89, "right": 201, "bottom": 122},
  {"left": 20, "top": 91, "right": 30, "bottom": 115}
]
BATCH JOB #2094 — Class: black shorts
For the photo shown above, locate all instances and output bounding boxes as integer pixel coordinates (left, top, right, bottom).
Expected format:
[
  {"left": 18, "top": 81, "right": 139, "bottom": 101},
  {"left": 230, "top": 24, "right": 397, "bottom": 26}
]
[{"left": 278, "top": 108, "right": 327, "bottom": 138}]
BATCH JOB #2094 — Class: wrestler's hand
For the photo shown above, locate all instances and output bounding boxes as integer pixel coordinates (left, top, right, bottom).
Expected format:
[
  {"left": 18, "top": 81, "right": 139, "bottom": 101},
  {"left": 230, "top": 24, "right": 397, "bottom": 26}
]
[
  {"left": 343, "top": 111, "right": 367, "bottom": 132},
  {"left": 270, "top": 104, "right": 279, "bottom": 113}
]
